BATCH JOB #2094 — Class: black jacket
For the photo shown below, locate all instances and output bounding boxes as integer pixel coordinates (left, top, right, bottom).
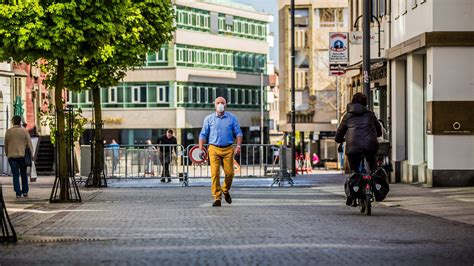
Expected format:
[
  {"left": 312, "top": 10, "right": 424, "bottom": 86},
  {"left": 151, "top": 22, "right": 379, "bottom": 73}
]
[{"left": 335, "top": 103, "right": 382, "bottom": 155}]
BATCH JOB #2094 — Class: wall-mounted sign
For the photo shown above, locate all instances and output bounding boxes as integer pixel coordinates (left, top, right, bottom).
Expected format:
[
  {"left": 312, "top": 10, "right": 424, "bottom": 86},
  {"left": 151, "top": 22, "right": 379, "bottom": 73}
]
[
  {"left": 88, "top": 117, "right": 123, "bottom": 125},
  {"left": 329, "top": 32, "right": 349, "bottom": 62},
  {"left": 426, "top": 101, "right": 474, "bottom": 135},
  {"left": 329, "top": 63, "right": 347, "bottom": 76},
  {"left": 350, "top": 31, "right": 378, "bottom": 45}
]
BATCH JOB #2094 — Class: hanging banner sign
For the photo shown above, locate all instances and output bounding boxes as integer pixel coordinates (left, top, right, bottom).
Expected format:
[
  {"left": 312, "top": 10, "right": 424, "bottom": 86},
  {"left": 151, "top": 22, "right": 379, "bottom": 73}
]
[
  {"left": 350, "top": 31, "right": 378, "bottom": 45},
  {"left": 329, "top": 32, "right": 349, "bottom": 62}
]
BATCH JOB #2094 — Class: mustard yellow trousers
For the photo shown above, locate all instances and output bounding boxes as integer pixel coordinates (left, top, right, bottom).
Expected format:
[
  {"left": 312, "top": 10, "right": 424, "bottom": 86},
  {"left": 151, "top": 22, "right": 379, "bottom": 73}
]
[{"left": 208, "top": 145, "right": 234, "bottom": 200}]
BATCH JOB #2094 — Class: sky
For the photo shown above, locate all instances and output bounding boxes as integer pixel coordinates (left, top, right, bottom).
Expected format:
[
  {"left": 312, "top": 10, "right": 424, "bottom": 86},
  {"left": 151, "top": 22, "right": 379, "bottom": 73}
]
[{"left": 231, "top": 0, "right": 279, "bottom": 69}]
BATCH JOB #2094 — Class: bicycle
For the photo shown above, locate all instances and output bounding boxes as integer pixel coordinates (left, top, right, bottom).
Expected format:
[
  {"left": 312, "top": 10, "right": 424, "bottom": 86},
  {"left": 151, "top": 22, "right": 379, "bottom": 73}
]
[
  {"left": 351, "top": 156, "right": 388, "bottom": 216},
  {"left": 357, "top": 171, "right": 374, "bottom": 216}
]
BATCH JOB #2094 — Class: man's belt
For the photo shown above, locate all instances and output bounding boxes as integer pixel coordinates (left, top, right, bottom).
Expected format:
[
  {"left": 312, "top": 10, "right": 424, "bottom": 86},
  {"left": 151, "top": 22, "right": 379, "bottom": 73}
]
[{"left": 210, "top": 144, "right": 233, "bottom": 148}]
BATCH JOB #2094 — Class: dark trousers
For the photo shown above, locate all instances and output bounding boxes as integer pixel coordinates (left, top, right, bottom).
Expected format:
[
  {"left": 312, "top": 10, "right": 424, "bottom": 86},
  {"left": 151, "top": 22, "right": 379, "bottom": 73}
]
[
  {"left": 8, "top": 157, "right": 28, "bottom": 196},
  {"left": 347, "top": 152, "right": 377, "bottom": 173},
  {"left": 161, "top": 154, "right": 171, "bottom": 177}
]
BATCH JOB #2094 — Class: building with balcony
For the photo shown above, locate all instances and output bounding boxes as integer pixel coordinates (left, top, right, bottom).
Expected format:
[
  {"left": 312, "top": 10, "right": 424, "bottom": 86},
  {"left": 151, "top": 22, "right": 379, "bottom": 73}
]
[
  {"left": 278, "top": 0, "right": 349, "bottom": 161},
  {"left": 67, "top": 0, "right": 273, "bottom": 147}
]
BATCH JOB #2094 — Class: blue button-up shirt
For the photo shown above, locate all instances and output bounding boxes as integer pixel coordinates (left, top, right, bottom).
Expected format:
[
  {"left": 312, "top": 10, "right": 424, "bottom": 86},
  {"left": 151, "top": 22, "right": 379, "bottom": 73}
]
[{"left": 199, "top": 112, "right": 243, "bottom": 146}]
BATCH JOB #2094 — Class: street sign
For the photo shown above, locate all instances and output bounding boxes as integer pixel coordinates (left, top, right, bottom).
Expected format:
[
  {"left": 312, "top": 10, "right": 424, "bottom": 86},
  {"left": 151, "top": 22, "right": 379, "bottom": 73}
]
[
  {"left": 329, "top": 63, "right": 347, "bottom": 76},
  {"left": 329, "top": 32, "right": 349, "bottom": 62},
  {"left": 350, "top": 31, "right": 378, "bottom": 45}
]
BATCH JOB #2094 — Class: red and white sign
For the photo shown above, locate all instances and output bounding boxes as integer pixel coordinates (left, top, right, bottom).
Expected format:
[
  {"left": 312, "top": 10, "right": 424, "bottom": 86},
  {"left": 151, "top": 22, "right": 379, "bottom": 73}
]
[
  {"left": 329, "top": 32, "right": 349, "bottom": 62},
  {"left": 329, "top": 64, "right": 347, "bottom": 76}
]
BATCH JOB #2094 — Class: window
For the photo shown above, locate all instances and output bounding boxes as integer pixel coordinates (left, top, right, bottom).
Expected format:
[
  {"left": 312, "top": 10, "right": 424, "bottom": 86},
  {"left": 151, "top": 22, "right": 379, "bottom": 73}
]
[
  {"left": 157, "top": 86, "right": 167, "bottom": 103},
  {"left": 196, "top": 86, "right": 201, "bottom": 103},
  {"left": 147, "top": 52, "right": 157, "bottom": 63},
  {"left": 67, "top": 91, "right": 73, "bottom": 104},
  {"left": 158, "top": 48, "right": 167, "bottom": 62},
  {"left": 132, "top": 86, "right": 140, "bottom": 103},
  {"left": 317, "top": 8, "right": 347, "bottom": 28},
  {"left": 188, "top": 86, "right": 193, "bottom": 103},
  {"left": 379, "top": 0, "right": 387, "bottom": 16},
  {"left": 200, "top": 87, "right": 206, "bottom": 103},
  {"left": 207, "top": 87, "right": 213, "bottom": 103},
  {"left": 85, "top": 90, "right": 92, "bottom": 104},
  {"left": 178, "top": 85, "right": 184, "bottom": 103},
  {"left": 109, "top": 87, "right": 117, "bottom": 103},
  {"left": 227, "top": 88, "right": 232, "bottom": 104}
]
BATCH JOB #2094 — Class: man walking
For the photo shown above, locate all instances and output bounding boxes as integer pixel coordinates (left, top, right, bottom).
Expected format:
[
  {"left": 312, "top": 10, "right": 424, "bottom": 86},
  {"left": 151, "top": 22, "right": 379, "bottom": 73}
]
[
  {"left": 158, "top": 129, "right": 177, "bottom": 182},
  {"left": 199, "top": 97, "right": 243, "bottom": 207},
  {"left": 108, "top": 139, "right": 120, "bottom": 175},
  {"left": 5, "top": 115, "right": 33, "bottom": 198}
]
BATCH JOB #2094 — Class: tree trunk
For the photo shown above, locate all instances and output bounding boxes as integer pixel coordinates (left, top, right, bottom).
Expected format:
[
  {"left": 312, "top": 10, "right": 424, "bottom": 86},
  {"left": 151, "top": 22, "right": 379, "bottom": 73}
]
[
  {"left": 92, "top": 86, "right": 104, "bottom": 187},
  {"left": 54, "top": 58, "right": 69, "bottom": 200}
]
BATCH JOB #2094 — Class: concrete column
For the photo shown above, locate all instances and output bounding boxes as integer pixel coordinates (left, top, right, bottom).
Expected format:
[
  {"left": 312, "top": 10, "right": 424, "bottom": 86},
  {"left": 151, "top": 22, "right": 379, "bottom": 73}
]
[
  {"left": 390, "top": 59, "right": 406, "bottom": 183},
  {"left": 406, "top": 54, "right": 425, "bottom": 182}
]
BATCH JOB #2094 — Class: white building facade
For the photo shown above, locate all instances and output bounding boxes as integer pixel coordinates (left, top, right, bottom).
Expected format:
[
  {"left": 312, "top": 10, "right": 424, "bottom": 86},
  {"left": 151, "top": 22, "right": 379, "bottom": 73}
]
[{"left": 388, "top": 0, "right": 474, "bottom": 186}]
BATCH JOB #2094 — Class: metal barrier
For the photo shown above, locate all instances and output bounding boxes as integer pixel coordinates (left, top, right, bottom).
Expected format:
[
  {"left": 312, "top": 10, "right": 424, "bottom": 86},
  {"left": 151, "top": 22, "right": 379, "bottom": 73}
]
[
  {"left": 0, "top": 145, "right": 8, "bottom": 176},
  {"left": 183, "top": 144, "right": 281, "bottom": 186},
  {"left": 104, "top": 144, "right": 186, "bottom": 180}
]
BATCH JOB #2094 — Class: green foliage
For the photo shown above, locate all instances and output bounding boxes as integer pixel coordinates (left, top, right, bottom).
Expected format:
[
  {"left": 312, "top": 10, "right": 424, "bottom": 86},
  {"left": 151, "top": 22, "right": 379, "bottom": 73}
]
[
  {"left": 40, "top": 104, "right": 87, "bottom": 144},
  {"left": 0, "top": 1, "right": 130, "bottom": 65},
  {"left": 63, "top": 0, "right": 175, "bottom": 92}
]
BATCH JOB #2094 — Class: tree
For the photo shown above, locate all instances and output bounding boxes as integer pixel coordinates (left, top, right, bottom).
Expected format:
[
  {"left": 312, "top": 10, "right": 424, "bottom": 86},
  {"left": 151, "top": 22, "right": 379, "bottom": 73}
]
[
  {"left": 0, "top": 1, "right": 136, "bottom": 201},
  {"left": 64, "top": 1, "right": 174, "bottom": 187}
]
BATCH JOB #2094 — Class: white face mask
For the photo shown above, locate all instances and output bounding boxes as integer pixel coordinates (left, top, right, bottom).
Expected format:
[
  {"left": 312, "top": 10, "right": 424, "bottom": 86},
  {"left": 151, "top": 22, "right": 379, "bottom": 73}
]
[{"left": 216, "top": 103, "right": 225, "bottom": 113}]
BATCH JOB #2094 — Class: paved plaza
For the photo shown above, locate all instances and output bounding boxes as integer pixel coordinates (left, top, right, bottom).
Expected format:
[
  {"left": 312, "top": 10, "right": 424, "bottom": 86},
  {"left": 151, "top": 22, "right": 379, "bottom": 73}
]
[{"left": 0, "top": 172, "right": 473, "bottom": 265}]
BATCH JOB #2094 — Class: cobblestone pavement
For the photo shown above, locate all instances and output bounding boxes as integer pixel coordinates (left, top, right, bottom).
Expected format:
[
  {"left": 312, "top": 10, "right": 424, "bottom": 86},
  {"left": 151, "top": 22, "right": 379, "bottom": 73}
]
[{"left": 0, "top": 174, "right": 473, "bottom": 265}]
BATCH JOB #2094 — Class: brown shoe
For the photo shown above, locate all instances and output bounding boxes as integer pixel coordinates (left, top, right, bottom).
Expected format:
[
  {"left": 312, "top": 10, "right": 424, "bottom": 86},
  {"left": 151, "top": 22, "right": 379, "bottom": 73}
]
[
  {"left": 223, "top": 192, "right": 232, "bottom": 204},
  {"left": 212, "top": 200, "right": 221, "bottom": 207}
]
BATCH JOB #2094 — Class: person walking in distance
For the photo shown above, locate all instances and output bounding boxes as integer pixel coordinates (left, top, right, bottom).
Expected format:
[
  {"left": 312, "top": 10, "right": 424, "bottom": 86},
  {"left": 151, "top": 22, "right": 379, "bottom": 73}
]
[
  {"left": 5, "top": 115, "right": 33, "bottom": 198},
  {"left": 108, "top": 139, "right": 120, "bottom": 175},
  {"left": 158, "top": 129, "right": 177, "bottom": 183},
  {"left": 199, "top": 97, "right": 243, "bottom": 207}
]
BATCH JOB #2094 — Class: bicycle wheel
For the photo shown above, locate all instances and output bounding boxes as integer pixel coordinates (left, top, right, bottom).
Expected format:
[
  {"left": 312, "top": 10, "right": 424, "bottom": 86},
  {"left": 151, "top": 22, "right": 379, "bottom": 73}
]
[{"left": 365, "top": 194, "right": 372, "bottom": 216}]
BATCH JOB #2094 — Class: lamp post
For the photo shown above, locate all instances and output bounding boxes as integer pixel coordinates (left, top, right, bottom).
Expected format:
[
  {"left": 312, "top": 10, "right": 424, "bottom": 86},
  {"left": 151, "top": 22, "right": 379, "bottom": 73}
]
[
  {"left": 363, "top": 0, "right": 371, "bottom": 108},
  {"left": 290, "top": 0, "right": 296, "bottom": 176},
  {"left": 260, "top": 71, "right": 264, "bottom": 167}
]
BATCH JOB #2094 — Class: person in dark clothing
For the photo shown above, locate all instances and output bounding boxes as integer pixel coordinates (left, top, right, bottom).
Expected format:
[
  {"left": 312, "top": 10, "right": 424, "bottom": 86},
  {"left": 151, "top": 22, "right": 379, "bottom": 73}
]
[
  {"left": 335, "top": 93, "right": 382, "bottom": 206},
  {"left": 335, "top": 93, "right": 382, "bottom": 172},
  {"left": 157, "top": 129, "right": 177, "bottom": 182}
]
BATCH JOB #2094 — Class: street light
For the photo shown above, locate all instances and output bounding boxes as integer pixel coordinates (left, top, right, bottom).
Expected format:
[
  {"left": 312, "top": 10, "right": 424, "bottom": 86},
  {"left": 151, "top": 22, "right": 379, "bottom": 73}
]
[
  {"left": 290, "top": 0, "right": 296, "bottom": 176},
  {"left": 363, "top": 0, "right": 371, "bottom": 108},
  {"left": 260, "top": 70, "right": 264, "bottom": 167}
]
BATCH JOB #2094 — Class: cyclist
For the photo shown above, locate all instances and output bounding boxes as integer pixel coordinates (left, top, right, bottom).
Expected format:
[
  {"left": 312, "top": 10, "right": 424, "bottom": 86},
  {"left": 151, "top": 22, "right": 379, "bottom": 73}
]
[{"left": 335, "top": 93, "right": 382, "bottom": 206}]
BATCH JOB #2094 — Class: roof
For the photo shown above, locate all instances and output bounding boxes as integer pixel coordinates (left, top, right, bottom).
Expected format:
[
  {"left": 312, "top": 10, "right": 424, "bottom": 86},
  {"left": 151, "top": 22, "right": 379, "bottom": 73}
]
[{"left": 199, "top": 0, "right": 256, "bottom": 12}]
